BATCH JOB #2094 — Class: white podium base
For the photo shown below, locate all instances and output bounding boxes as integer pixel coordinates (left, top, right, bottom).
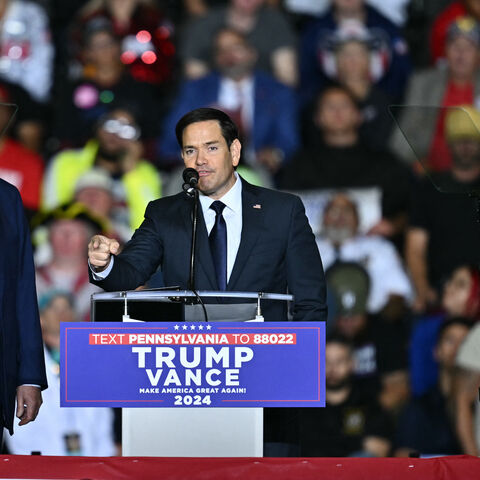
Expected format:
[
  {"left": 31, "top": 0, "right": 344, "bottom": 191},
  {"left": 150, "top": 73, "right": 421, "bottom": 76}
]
[{"left": 122, "top": 407, "right": 263, "bottom": 457}]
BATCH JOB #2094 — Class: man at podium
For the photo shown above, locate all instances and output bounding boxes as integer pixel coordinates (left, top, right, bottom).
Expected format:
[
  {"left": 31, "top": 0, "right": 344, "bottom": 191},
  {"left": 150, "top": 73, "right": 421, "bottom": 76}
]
[
  {"left": 87, "top": 107, "right": 327, "bottom": 323},
  {"left": 87, "top": 107, "right": 326, "bottom": 456}
]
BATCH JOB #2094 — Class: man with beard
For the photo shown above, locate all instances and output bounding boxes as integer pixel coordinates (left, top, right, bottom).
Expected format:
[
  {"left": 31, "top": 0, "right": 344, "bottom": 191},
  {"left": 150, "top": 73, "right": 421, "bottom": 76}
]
[
  {"left": 406, "top": 105, "right": 480, "bottom": 313},
  {"left": 158, "top": 27, "right": 298, "bottom": 181},
  {"left": 317, "top": 192, "right": 412, "bottom": 318},
  {"left": 41, "top": 107, "right": 161, "bottom": 230},
  {"left": 299, "top": 337, "right": 393, "bottom": 457}
]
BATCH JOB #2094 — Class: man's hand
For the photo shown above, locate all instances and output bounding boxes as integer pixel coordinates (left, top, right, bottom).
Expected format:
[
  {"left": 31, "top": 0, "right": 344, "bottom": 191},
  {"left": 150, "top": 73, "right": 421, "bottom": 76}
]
[
  {"left": 88, "top": 235, "right": 120, "bottom": 272},
  {"left": 16, "top": 386, "right": 42, "bottom": 426},
  {"left": 412, "top": 286, "right": 437, "bottom": 313}
]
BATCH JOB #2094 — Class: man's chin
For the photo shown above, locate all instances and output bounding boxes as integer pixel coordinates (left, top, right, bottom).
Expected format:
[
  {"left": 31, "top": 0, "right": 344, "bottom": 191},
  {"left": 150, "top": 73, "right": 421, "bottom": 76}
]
[{"left": 198, "top": 186, "right": 215, "bottom": 197}]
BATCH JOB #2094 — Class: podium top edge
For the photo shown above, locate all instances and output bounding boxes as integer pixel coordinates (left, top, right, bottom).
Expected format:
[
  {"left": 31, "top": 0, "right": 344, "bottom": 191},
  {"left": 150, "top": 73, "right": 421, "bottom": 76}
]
[{"left": 91, "top": 290, "right": 294, "bottom": 302}]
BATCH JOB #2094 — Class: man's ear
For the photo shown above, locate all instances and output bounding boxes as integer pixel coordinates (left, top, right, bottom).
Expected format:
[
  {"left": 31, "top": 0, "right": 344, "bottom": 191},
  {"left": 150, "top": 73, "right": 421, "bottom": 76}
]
[{"left": 230, "top": 138, "right": 241, "bottom": 167}]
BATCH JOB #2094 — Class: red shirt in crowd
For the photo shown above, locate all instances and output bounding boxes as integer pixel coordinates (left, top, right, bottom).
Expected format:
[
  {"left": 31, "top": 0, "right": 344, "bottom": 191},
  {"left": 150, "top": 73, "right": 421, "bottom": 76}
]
[
  {"left": 428, "top": 81, "right": 474, "bottom": 171},
  {"left": 0, "top": 138, "right": 44, "bottom": 211}
]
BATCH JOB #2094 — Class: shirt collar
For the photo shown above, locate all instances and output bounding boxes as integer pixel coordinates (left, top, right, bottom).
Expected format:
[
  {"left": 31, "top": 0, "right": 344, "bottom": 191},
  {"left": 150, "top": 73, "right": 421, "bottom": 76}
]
[{"left": 199, "top": 171, "right": 242, "bottom": 214}]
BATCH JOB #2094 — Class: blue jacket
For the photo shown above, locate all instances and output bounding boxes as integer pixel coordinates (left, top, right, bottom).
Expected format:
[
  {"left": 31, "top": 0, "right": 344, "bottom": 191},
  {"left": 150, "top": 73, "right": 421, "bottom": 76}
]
[
  {"left": 0, "top": 179, "right": 47, "bottom": 434},
  {"left": 157, "top": 71, "right": 299, "bottom": 166}
]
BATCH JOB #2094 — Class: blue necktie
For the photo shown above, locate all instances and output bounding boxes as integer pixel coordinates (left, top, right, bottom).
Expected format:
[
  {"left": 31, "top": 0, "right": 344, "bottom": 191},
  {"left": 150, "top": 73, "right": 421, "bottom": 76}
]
[{"left": 209, "top": 200, "right": 227, "bottom": 290}]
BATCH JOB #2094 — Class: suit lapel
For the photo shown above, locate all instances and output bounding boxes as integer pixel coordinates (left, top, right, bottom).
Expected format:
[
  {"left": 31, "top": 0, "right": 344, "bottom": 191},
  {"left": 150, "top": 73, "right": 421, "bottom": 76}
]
[
  {"left": 180, "top": 194, "right": 217, "bottom": 290},
  {"left": 228, "top": 180, "right": 263, "bottom": 290}
]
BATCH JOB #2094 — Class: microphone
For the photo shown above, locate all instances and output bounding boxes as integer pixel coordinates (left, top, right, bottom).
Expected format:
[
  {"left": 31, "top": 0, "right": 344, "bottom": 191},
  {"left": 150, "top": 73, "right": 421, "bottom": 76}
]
[{"left": 182, "top": 168, "right": 199, "bottom": 197}]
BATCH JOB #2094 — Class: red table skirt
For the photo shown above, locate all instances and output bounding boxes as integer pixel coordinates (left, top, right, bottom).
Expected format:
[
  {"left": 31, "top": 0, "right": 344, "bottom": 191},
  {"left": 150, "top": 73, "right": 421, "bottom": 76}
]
[{"left": 1, "top": 454, "right": 479, "bottom": 480}]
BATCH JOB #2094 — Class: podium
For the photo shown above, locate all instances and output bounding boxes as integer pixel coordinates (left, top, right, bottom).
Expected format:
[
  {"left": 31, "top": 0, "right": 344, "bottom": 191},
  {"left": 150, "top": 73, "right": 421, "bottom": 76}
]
[{"left": 90, "top": 290, "right": 293, "bottom": 457}]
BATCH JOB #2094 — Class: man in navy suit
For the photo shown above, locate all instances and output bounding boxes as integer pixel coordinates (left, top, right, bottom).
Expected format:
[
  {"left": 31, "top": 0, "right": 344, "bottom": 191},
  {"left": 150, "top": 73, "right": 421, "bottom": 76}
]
[
  {"left": 0, "top": 179, "right": 47, "bottom": 446},
  {"left": 88, "top": 107, "right": 326, "bottom": 455},
  {"left": 157, "top": 28, "right": 299, "bottom": 179},
  {"left": 88, "top": 107, "right": 326, "bottom": 322}
]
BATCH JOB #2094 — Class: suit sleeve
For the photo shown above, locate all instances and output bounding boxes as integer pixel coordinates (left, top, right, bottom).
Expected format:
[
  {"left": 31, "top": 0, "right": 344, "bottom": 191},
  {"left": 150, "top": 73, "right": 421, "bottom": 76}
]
[
  {"left": 15, "top": 189, "right": 47, "bottom": 389},
  {"left": 286, "top": 196, "right": 328, "bottom": 321},
  {"left": 90, "top": 201, "right": 164, "bottom": 292}
]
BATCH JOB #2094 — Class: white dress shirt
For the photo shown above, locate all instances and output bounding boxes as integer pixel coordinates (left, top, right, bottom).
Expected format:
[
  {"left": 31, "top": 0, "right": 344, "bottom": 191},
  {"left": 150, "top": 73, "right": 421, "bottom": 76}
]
[
  {"left": 199, "top": 172, "right": 243, "bottom": 283},
  {"left": 218, "top": 77, "right": 254, "bottom": 134}
]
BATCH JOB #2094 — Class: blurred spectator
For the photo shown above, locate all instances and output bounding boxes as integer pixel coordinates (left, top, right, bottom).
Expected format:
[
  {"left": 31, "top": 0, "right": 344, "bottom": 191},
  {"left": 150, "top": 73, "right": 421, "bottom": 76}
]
[
  {"left": 43, "top": 107, "right": 162, "bottom": 231},
  {"left": 0, "top": 0, "right": 53, "bottom": 103},
  {"left": 52, "top": 17, "right": 160, "bottom": 152},
  {"left": 159, "top": 28, "right": 299, "bottom": 180},
  {"left": 331, "top": 22, "right": 395, "bottom": 151},
  {"left": 299, "top": 0, "right": 411, "bottom": 105},
  {"left": 316, "top": 193, "right": 413, "bottom": 319},
  {"left": 299, "top": 336, "right": 393, "bottom": 457},
  {"left": 281, "top": 86, "right": 411, "bottom": 240},
  {"left": 0, "top": 80, "right": 48, "bottom": 154},
  {"left": 390, "top": 17, "right": 480, "bottom": 170},
  {"left": 395, "top": 318, "right": 470, "bottom": 456},
  {"left": 327, "top": 262, "right": 409, "bottom": 412},
  {"left": 409, "top": 265, "right": 480, "bottom": 397},
  {"left": 180, "top": 0, "right": 298, "bottom": 87},
  {"left": 403, "top": 0, "right": 452, "bottom": 68},
  {"left": 72, "top": 0, "right": 176, "bottom": 87},
  {"left": 4, "top": 290, "right": 116, "bottom": 456},
  {"left": 431, "top": 0, "right": 480, "bottom": 64},
  {"left": 454, "top": 321, "right": 480, "bottom": 455},
  {"left": 0, "top": 96, "right": 44, "bottom": 219},
  {"left": 32, "top": 202, "right": 105, "bottom": 322},
  {"left": 171, "top": 0, "right": 229, "bottom": 21},
  {"left": 405, "top": 107, "right": 480, "bottom": 313},
  {"left": 74, "top": 167, "right": 133, "bottom": 243}
]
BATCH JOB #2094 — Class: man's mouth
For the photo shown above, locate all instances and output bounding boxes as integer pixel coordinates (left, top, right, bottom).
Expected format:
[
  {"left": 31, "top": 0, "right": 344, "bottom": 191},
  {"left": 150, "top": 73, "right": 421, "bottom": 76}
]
[{"left": 198, "top": 170, "right": 213, "bottom": 177}]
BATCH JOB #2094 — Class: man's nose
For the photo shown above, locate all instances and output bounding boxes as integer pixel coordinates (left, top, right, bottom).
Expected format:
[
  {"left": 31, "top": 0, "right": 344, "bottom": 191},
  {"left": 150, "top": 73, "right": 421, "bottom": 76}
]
[{"left": 195, "top": 149, "right": 207, "bottom": 165}]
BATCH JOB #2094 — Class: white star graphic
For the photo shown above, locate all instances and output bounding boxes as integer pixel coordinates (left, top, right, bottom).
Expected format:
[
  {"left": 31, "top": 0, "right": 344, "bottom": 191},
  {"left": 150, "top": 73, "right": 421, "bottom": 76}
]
[
  {"left": 190, "top": 325, "right": 196, "bottom": 330},
  {"left": 198, "top": 325, "right": 204, "bottom": 330},
  {"left": 206, "top": 325, "right": 212, "bottom": 330},
  {"left": 182, "top": 325, "right": 188, "bottom": 330},
  {"left": 173, "top": 325, "right": 179, "bottom": 330}
]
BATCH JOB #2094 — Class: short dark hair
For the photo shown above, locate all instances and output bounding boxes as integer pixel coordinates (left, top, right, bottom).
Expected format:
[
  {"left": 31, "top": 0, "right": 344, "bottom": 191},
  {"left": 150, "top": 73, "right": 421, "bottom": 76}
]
[
  {"left": 315, "top": 84, "right": 359, "bottom": 114},
  {"left": 326, "top": 334, "right": 354, "bottom": 354},
  {"left": 436, "top": 317, "right": 472, "bottom": 346},
  {"left": 175, "top": 107, "right": 239, "bottom": 149}
]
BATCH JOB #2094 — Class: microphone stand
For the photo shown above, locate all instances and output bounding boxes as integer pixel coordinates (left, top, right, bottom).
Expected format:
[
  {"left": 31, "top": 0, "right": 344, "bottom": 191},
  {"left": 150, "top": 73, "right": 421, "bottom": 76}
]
[
  {"left": 189, "top": 188, "right": 199, "bottom": 292},
  {"left": 183, "top": 181, "right": 209, "bottom": 322}
]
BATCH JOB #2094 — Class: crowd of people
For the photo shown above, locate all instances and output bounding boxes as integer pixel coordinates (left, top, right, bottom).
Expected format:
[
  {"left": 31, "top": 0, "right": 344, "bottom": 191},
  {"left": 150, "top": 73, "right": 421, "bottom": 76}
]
[{"left": 0, "top": 0, "right": 480, "bottom": 458}]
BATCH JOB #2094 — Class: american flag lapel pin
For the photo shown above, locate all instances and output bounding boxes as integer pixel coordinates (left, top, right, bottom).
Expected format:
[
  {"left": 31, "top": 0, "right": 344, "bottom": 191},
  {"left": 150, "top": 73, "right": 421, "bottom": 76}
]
[{"left": 253, "top": 204, "right": 262, "bottom": 209}]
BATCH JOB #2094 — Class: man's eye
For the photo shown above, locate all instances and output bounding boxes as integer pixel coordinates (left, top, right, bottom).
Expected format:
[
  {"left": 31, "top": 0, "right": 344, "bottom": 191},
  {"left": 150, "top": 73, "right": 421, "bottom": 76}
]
[
  {"left": 185, "top": 149, "right": 194, "bottom": 155},
  {"left": 208, "top": 146, "right": 218, "bottom": 151}
]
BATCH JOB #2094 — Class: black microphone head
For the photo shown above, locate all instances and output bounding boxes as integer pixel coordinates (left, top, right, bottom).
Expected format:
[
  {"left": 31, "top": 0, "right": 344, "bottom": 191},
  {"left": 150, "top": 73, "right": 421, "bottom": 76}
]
[{"left": 182, "top": 168, "right": 199, "bottom": 186}]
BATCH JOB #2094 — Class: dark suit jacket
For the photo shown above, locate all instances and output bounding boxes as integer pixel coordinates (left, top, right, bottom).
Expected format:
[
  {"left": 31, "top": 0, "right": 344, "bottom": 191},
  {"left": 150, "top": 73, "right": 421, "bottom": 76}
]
[
  {"left": 0, "top": 179, "right": 47, "bottom": 434},
  {"left": 92, "top": 178, "right": 327, "bottom": 322}
]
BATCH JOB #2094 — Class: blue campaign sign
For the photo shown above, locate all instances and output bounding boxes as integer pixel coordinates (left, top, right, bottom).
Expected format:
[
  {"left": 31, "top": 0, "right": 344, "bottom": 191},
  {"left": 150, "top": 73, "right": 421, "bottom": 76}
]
[{"left": 60, "top": 322, "right": 325, "bottom": 408}]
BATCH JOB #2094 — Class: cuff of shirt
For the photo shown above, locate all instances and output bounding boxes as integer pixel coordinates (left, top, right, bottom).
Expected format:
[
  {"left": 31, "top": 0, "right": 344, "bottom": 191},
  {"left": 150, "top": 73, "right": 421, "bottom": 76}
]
[
  {"left": 89, "top": 257, "right": 114, "bottom": 280},
  {"left": 20, "top": 384, "right": 41, "bottom": 388}
]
